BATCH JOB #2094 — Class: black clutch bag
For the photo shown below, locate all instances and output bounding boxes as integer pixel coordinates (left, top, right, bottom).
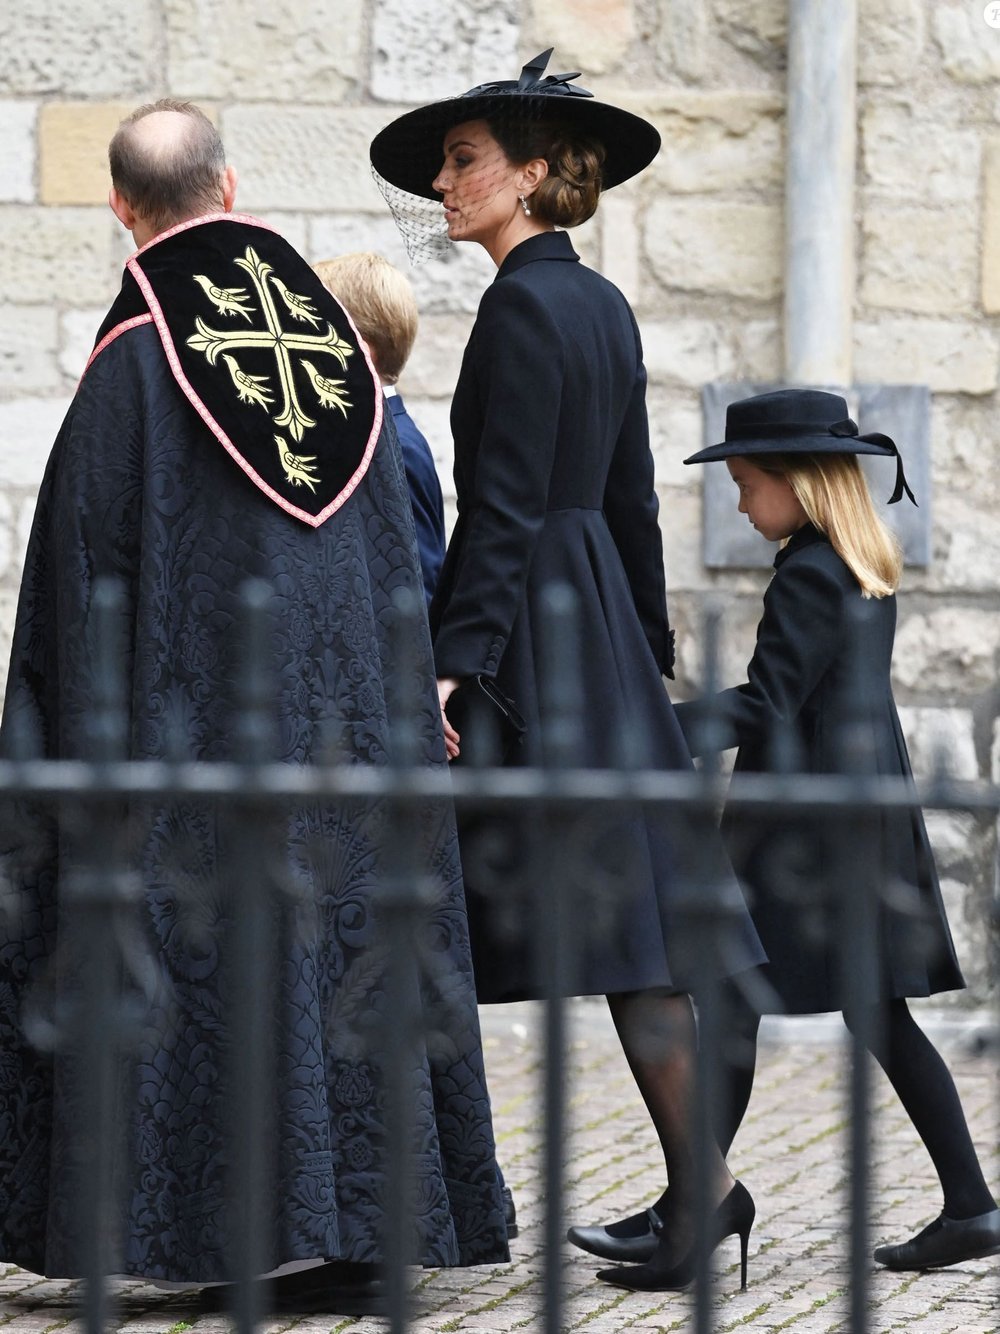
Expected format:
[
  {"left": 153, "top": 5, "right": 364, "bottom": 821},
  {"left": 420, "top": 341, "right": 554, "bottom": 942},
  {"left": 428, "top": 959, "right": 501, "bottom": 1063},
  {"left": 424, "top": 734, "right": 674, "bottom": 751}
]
[{"left": 444, "top": 675, "right": 526, "bottom": 764}]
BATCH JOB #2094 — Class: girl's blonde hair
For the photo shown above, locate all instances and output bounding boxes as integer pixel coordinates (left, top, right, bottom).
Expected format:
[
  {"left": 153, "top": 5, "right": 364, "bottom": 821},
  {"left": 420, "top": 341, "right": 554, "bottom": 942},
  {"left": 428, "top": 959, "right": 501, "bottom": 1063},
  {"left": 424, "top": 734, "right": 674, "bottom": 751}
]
[{"left": 751, "top": 452, "right": 902, "bottom": 598}]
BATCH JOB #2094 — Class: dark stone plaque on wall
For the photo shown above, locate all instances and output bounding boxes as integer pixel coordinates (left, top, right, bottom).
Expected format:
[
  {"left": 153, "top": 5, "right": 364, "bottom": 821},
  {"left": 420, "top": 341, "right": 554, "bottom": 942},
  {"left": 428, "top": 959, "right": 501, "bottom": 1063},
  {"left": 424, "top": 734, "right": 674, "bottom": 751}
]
[{"left": 699, "top": 382, "right": 932, "bottom": 569}]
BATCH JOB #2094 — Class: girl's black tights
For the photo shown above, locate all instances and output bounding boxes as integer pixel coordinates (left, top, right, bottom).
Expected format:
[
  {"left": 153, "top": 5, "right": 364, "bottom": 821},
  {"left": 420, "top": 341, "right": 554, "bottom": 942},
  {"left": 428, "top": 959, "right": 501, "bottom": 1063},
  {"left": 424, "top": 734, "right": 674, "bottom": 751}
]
[{"left": 714, "top": 995, "right": 995, "bottom": 1221}]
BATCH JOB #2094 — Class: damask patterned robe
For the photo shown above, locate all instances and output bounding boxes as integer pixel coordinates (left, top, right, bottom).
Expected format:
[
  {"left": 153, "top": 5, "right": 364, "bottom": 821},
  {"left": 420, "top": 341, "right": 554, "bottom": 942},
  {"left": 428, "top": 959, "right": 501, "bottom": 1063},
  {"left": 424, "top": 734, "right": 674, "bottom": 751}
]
[{"left": 0, "top": 216, "right": 507, "bottom": 1281}]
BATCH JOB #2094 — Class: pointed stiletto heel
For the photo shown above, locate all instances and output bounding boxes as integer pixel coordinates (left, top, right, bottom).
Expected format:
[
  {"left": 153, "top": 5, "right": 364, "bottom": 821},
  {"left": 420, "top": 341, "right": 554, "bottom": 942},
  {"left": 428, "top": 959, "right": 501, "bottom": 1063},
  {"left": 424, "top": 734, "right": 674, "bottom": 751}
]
[
  {"left": 738, "top": 1213, "right": 750, "bottom": 1290},
  {"left": 596, "top": 1180, "right": 755, "bottom": 1293}
]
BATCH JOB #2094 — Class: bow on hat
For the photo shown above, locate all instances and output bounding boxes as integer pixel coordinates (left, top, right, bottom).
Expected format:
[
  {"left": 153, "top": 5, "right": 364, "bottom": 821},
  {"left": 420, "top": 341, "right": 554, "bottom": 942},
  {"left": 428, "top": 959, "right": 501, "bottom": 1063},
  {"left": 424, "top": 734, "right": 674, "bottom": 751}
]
[
  {"left": 463, "top": 47, "right": 594, "bottom": 99},
  {"left": 684, "top": 389, "right": 918, "bottom": 506},
  {"left": 369, "top": 47, "right": 662, "bottom": 200},
  {"left": 828, "top": 420, "right": 915, "bottom": 505},
  {"left": 722, "top": 415, "right": 916, "bottom": 506}
]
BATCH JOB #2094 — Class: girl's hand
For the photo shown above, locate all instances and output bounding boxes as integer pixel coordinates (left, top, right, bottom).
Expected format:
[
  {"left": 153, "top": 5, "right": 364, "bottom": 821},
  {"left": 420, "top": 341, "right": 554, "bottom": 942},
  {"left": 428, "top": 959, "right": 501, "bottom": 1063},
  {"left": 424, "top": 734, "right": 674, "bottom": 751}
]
[{"left": 437, "top": 677, "right": 462, "bottom": 761}]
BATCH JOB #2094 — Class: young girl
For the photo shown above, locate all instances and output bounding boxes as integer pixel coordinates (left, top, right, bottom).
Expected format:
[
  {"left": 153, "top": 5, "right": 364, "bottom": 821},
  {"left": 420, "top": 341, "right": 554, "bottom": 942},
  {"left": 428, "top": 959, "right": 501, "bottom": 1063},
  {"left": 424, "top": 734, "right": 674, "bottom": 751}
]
[{"left": 668, "top": 387, "right": 999, "bottom": 1274}]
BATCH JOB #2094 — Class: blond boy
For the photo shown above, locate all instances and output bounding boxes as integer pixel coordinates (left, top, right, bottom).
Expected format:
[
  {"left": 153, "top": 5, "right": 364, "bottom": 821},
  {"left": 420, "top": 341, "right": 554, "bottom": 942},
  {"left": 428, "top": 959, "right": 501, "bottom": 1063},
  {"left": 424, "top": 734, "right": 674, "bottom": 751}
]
[{"left": 313, "top": 252, "right": 445, "bottom": 604}]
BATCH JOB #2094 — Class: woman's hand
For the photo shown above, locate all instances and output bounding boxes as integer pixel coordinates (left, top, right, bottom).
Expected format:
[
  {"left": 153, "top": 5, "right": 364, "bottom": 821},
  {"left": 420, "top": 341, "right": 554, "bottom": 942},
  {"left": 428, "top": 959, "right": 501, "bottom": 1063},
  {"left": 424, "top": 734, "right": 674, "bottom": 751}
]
[{"left": 437, "top": 677, "right": 462, "bottom": 761}]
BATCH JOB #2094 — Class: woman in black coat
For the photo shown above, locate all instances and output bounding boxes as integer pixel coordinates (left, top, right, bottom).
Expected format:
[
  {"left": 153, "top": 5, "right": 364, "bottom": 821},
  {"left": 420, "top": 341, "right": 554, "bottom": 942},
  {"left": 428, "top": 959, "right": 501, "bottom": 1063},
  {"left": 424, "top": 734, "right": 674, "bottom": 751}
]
[
  {"left": 675, "top": 389, "right": 1000, "bottom": 1273},
  {"left": 371, "top": 52, "right": 766, "bottom": 1291}
]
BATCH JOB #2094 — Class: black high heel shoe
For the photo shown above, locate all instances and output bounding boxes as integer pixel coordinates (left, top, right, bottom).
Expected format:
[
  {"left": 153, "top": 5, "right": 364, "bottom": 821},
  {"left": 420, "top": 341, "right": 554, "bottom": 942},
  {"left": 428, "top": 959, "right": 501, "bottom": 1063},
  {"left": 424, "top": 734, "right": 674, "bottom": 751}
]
[
  {"left": 567, "top": 1189, "right": 670, "bottom": 1263},
  {"left": 596, "top": 1180, "right": 755, "bottom": 1292}
]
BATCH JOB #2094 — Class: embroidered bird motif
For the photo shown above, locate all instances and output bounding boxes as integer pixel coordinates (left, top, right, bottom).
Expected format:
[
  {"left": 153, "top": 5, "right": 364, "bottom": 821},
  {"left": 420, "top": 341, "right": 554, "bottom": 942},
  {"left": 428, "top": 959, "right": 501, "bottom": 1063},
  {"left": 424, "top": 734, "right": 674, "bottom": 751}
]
[
  {"left": 193, "top": 274, "right": 254, "bottom": 320},
  {"left": 221, "top": 354, "right": 273, "bottom": 408},
  {"left": 271, "top": 278, "right": 322, "bottom": 328},
  {"left": 275, "top": 434, "right": 320, "bottom": 492},
  {"left": 301, "top": 359, "right": 352, "bottom": 415}
]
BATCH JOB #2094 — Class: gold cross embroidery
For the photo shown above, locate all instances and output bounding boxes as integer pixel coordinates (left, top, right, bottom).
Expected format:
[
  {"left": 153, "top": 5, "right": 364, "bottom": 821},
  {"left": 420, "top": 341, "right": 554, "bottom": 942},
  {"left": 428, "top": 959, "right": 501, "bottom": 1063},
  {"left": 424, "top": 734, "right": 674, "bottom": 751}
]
[{"left": 187, "top": 248, "right": 357, "bottom": 489}]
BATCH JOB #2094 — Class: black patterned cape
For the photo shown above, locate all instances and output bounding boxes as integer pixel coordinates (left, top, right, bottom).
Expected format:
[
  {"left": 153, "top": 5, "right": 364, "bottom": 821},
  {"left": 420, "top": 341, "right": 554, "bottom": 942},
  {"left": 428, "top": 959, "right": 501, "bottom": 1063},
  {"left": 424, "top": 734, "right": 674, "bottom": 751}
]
[{"left": 0, "top": 216, "right": 507, "bottom": 1281}]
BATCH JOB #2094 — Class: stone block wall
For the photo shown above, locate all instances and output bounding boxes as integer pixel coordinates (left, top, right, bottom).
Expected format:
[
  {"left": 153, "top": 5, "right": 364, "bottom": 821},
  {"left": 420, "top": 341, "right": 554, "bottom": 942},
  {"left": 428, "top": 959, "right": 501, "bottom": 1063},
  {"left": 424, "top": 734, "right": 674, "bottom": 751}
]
[{"left": 1, "top": 0, "right": 997, "bottom": 999}]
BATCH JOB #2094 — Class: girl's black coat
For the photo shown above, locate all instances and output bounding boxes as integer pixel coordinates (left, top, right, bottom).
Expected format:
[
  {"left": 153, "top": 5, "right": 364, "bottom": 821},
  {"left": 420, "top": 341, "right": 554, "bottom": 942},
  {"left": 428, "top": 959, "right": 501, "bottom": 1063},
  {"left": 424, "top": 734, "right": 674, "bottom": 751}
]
[
  {"left": 430, "top": 230, "right": 765, "bottom": 1003},
  {"left": 674, "top": 523, "right": 964, "bottom": 1014}
]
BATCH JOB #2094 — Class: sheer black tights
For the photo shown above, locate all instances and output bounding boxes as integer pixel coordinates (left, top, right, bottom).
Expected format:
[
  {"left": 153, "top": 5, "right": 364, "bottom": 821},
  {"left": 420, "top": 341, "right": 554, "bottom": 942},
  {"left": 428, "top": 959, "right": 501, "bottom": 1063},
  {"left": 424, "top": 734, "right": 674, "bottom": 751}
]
[{"left": 607, "top": 990, "right": 733, "bottom": 1211}]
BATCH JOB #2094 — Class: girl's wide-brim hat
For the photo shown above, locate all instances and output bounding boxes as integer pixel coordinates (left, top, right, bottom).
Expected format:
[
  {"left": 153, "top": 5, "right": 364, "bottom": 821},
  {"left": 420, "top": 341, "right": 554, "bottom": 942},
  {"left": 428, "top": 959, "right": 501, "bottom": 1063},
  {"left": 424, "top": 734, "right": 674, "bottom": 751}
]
[
  {"left": 684, "top": 388, "right": 915, "bottom": 504},
  {"left": 369, "top": 48, "right": 661, "bottom": 200}
]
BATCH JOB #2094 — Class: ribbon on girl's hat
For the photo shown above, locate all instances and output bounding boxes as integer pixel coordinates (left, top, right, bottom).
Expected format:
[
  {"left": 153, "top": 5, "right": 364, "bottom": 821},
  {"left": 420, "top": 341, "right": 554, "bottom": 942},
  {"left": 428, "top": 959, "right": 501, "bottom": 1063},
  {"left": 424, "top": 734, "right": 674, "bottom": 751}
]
[{"left": 829, "top": 419, "right": 917, "bottom": 505}]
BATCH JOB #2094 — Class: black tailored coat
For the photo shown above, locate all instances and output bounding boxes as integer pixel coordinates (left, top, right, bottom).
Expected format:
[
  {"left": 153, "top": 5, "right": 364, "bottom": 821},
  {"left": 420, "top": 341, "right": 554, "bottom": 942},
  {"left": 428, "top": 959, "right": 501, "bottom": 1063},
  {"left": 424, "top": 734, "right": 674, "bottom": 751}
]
[
  {"left": 674, "top": 523, "right": 964, "bottom": 1015},
  {"left": 429, "top": 231, "right": 765, "bottom": 1003}
]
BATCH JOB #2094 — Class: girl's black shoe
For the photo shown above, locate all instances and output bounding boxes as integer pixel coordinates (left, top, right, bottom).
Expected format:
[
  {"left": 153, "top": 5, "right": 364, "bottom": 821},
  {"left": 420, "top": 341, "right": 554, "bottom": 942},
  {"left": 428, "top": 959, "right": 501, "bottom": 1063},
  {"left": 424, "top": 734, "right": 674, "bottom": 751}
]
[
  {"left": 873, "top": 1208, "right": 1000, "bottom": 1271},
  {"left": 596, "top": 1180, "right": 754, "bottom": 1292}
]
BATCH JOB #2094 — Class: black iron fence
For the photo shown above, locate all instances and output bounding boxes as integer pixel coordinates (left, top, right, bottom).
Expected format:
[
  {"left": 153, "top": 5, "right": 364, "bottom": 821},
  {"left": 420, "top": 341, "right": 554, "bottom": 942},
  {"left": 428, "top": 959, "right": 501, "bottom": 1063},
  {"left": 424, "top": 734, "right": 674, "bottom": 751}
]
[{"left": 0, "top": 580, "right": 997, "bottom": 1334}]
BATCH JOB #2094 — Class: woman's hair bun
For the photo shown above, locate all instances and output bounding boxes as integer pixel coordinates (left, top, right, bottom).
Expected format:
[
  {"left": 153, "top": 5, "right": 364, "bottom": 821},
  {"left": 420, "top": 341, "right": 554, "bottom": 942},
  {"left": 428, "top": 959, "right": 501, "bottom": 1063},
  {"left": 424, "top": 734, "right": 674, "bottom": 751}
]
[
  {"left": 532, "top": 136, "right": 604, "bottom": 227},
  {"left": 488, "top": 115, "right": 606, "bottom": 228}
]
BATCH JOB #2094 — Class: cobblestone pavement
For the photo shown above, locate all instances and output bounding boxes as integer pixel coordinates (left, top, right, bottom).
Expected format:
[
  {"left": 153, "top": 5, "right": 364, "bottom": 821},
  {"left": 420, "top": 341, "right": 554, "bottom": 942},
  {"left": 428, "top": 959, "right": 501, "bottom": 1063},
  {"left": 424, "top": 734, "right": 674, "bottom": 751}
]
[{"left": 2, "top": 1001, "right": 998, "bottom": 1333}]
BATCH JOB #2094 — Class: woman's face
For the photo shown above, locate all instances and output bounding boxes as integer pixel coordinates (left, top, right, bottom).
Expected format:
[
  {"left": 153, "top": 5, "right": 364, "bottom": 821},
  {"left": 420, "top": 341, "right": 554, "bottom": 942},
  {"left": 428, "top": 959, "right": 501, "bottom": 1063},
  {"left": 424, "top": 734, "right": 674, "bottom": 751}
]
[
  {"left": 726, "top": 457, "right": 809, "bottom": 542},
  {"left": 432, "top": 119, "right": 521, "bottom": 246}
]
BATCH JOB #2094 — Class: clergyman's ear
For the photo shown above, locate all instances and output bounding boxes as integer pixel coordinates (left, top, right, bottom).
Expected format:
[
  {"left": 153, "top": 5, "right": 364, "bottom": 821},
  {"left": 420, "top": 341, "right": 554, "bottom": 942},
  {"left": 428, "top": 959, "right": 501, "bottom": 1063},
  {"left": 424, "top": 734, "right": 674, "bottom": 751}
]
[
  {"left": 109, "top": 186, "right": 137, "bottom": 231},
  {"left": 221, "top": 165, "right": 239, "bottom": 213}
]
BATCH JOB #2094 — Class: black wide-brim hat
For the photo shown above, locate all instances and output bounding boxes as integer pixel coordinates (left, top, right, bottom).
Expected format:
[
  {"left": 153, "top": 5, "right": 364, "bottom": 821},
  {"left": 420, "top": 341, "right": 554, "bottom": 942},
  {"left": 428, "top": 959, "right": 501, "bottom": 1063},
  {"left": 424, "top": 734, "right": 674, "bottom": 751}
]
[
  {"left": 684, "top": 389, "right": 916, "bottom": 505},
  {"left": 370, "top": 48, "right": 661, "bottom": 200}
]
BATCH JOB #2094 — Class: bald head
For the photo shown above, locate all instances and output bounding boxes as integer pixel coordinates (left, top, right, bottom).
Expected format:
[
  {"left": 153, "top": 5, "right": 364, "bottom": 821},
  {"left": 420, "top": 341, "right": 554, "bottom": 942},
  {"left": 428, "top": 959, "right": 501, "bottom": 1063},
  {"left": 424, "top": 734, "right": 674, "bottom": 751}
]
[{"left": 109, "top": 99, "right": 236, "bottom": 244}]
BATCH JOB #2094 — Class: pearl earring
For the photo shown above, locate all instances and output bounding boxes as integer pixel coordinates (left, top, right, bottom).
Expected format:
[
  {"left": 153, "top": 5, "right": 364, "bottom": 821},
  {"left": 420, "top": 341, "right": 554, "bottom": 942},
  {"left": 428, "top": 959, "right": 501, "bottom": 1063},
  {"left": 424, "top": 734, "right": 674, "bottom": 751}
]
[{"left": 519, "top": 194, "right": 531, "bottom": 216}]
